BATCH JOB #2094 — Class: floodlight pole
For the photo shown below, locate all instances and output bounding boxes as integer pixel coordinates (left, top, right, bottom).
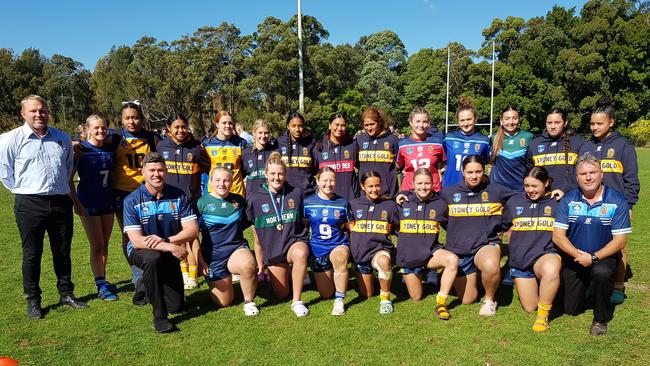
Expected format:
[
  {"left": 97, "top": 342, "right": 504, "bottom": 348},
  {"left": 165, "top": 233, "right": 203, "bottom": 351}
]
[
  {"left": 445, "top": 46, "right": 450, "bottom": 133},
  {"left": 489, "top": 40, "right": 495, "bottom": 136},
  {"left": 298, "top": 0, "right": 305, "bottom": 113}
]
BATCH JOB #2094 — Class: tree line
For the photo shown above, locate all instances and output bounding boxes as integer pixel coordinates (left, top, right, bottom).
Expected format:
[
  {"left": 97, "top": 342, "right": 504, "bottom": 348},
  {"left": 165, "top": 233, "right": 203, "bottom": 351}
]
[{"left": 0, "top": 0, "right": 648, "bottom": 141}]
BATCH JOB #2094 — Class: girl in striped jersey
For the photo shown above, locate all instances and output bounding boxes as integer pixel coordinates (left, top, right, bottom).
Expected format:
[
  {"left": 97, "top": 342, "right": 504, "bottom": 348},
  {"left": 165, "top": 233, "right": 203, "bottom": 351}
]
[
  {"left": 489, "top": 105, "right": 533, "bottom": 191},
  {"left": 197, "top": 167, "right": 259, "bottom": 316},
  {"left": 397, "top": 108, "right": 445, "bottom": 192},
  {"left": 526, "top": 108, "right": 584, "bottom": 193},
  {"left": 303, "top": 167, "right": 351, "bottom": 315},
  {"left": 246, "top": 152, "right": 311, "bottom": 317},
  {"left": 395, "top": 168, "right": 458, "bottom": 320},
  {"left": 349, "top": 170, "right": 400, "bottom": 314},
  {"left": 69, "top": 115, "right": 118, "bottom": 301},
  {"left": 442, "top": 97, "right": 491, "bottom": 187},
  {"left": 440, "top": 155, "right": 517, "bottom": 316},
  {"left": 503, "top": 167, "right": 561, "bottom": 332},
  {"left": 203, "top": 111, "right": 248, "bottom": 196}
]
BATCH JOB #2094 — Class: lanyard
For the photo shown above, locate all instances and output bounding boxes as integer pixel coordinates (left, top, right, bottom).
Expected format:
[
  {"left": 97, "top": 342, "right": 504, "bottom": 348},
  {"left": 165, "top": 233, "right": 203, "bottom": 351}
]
[{"left": 268, "top": 186, "right": 285, "bottom": 230}]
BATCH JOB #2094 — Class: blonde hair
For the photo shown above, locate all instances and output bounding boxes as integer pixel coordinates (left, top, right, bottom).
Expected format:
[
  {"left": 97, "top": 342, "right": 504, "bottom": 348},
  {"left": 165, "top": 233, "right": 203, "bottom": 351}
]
[
  {"left": 21, "top": 95, "right": 48, "bottom": 110},
  {"left": 211, "top": 166, "right": 234, "bottom": 178},
  {"left": 85, "top": 114, "right": 106, "bottom": 127},
  {"left": 252, "top": 119, "right": 269, "bottom": 132},
  {"left": 265, "top": 151, "right": 286, "bottom": 172}
]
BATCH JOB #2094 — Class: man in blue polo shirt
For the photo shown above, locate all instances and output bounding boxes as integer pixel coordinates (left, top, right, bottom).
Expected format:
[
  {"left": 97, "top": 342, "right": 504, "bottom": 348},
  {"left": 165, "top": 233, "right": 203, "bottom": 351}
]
[
  {"left": 553, "top": 153, "right": 631, "bottom": 336},
  {"left": 123, "top": 152, "right": 198, "bottom": 333}
]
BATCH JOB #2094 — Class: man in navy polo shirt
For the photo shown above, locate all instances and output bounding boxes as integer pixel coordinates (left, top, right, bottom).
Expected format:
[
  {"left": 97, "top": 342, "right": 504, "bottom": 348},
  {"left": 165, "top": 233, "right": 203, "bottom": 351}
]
[
  {"left": 553, "top": 153, "right": 631, "bottom": 336},
  {"left": 123, "top": 152, "right": 198, "bottom": 333}
]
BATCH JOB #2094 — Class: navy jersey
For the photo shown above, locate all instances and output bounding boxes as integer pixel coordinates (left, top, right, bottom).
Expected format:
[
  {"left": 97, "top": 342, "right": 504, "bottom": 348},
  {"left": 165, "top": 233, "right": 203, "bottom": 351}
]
[
  {"left": 156, "top": 136, "right": 207, "bottom": 201},
  {"left": 349, "top": 196, "right": 399, "bottom": 263},
  {"left": 313, "top": 136, "right": 359, "bottom": 201},
  {"left": 242, "top": 144, "right": 277, "bottom": 197},
  {"left": 396, "top": 191, "right": 447, "bottom": 268},
  {"left": 75, "top": 140, "right": 115, "bottom": 212},
  {"left": 303, "top": 193, "right": 351, "bottom": 257},
  {"left": 440, "top": 179, "right": 516, "bottom": 256},
  {"left": 123, "top": 184, "right": 197, "bottom": 255},
  {"left": 442, "top": 130, "right": 491, "bottom": 187},
  {"left": 197, "top": 193, "right": 249, "bottom": 262},
  {"left": 355, "top": 130, "right": 399, "bottom": 198},
  {"left": 527, "top": 132, "right": 584, "bottom": 193},
  {"left": 554, "top": 186, "right": 631, "bottom": 255},
  {"left": 277, "top": 133, "right": 316, "bottom": 195},
  {"left": 246, "top": 183, "right": 309, "bottom": 265},
  {"left": 489, "top": 130, "right": 533, "bottom": 191},
  {"left": 579, "top": 132, "right": 639, "bottom": 206},
  {"left": 503, "top": 193, "right": 558, "bottom": 270}
]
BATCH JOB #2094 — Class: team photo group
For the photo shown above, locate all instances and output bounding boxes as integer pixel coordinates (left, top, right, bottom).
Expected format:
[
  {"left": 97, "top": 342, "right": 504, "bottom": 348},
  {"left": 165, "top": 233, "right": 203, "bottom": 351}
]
[{"left": 0, "top": 93, "right": 638, "bottom": 336}]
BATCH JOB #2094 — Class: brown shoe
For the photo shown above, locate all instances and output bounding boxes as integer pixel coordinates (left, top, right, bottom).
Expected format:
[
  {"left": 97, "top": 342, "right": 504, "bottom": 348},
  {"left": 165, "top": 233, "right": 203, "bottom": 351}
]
[{"left": 590, "top": 320, "right": 608, "bottom": 336}]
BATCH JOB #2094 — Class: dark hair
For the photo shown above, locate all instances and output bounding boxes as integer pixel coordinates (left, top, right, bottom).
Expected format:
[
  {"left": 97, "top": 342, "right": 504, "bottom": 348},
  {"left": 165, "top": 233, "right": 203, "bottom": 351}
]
[
  {"left": 456, "top": 96, "right": 477, "bottom": 120},
  {"left": 491, "top": 105, "right": 521, "bottom": 162},
  {"left": 360, "top": 170, "right": 382, "bottom": 185},
  {"left": 524, "top": 166, "right": 553, "bottom": 192},
  {"left": 121, "top": 101, "right": 144, "bottom": 119},
  {"left": 142, "top": 152, "right": 165, "bottom": 166},
  {"left": 285, "top": 112, "right": 306, "bottom": 161},
  {"left": 592, "top": 96, "right": 616, "bottom": 121},
  {"left": 546, "top": 107, "right": 575, "bottom": 178},
  {"left": 316, "top": 112, "right": 349, "bottom": 153},
  {"left": 166, "top": 113, "right": 188, "bottom": 126},
  {"left": 462, "top": 154, "right": 486, "bottom": 170}
]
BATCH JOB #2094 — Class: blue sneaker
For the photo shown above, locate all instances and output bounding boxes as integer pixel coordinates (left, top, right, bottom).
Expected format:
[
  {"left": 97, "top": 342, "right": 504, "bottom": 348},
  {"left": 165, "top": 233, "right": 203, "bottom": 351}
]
[
  {"left": 610, "top": 290, "right": 625, "bottom": 305},
  {"left": 98, "top": 285, "right": 118, "bottom": 301}
]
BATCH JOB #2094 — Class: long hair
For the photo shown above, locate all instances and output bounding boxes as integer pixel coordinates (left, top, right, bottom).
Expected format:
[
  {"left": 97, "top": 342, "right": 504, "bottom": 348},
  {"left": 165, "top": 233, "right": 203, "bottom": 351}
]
[
  {"left": 362, "top": 107, "right": 387, "bottom": 135},
  {"left": 211, "top": 110, "right": 233, "bottom": 138},
  {"left": 524, "top": 166, "right": 553, "bottom": 192},
  {"left": 546, "top": 107, "right": 574, "bottom": 178},
  {"left": 490, "top": 105, "right": 520, "bottom": 163}
]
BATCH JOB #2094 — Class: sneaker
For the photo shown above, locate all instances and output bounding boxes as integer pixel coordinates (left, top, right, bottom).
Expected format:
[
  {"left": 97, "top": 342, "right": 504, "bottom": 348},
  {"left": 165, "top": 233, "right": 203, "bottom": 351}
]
[
  {"left": 479, "top": 300, "right": 497, "bottom": 316},
  {"left": 331, "top": 298, "right": 345, "bottom": 316},
  {"left": 184, "top": 278, "right": 198, "bottom": 290},
  {"left": 231, "top": 274, "right": 240, "bottom": 283},
  {"left": 379, "top": 300, "right": 394, "bottom": 315},
  {"left": 243, "top": 302, "right": 259, "bottom": 316},
  {"left": 291, "top": 301, "right": 309, "bottom": 317},
  {"left": 27, "top": 298, "right": 42, "bottom": 319},
  {"left": 590, "top": 320, "right": 608, "bottom": 336},
  {"left": 152, "top": 317, "right": 177, "bottom": 333},
  {"left": 98, "top": 285, "right": 119, "bottom": 301},
  {"left": 610, "top": 290, "right": 625, "bottom": 305}
]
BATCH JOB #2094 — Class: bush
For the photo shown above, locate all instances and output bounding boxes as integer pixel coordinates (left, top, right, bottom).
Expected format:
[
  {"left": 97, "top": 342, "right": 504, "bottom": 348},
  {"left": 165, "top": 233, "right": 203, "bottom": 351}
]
[{"left": 625, "top": 119, "right": 650, "bottom": 147}]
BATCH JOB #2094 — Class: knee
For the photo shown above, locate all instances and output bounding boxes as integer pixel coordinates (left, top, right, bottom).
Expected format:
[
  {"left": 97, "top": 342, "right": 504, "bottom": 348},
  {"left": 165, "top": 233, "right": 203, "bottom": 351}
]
[
  {"left": 522, "top": 303, "right": 537, "bottom": 314},
  {"left": 480, "top": 262, "right": 499, "bottom": 276},
  {"left": 292, "top": 245, "right": 309, "bottom": 262},
  {"left": 330, "top": 250, "right": 349, "bottom": 268},
  {"left": 461, "top": 295, "right": 477, "bottom": 305},
  {"left": 445, "top": 256, "right": 459, "bottom": 271},
  {"left": 541, "top": 265, "right": 560, "bottom": 281},
  {"left": 377, "top": 256, "right": 391, "bottom": 271},
  {"left": 410, "top": 294, "right": 422, "bottom": 301},
  {"left": 592, "top": 265, "right": 614, "bottom": 283},
  {"left": 142, "top": 251, "right": 162, "bottom": 268}
]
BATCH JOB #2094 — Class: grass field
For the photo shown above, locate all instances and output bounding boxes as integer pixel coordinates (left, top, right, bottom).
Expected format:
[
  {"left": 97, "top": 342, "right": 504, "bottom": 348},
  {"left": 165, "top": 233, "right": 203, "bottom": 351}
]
[{"left": 1, "top": 150, "right": 649, "bottom": 365}]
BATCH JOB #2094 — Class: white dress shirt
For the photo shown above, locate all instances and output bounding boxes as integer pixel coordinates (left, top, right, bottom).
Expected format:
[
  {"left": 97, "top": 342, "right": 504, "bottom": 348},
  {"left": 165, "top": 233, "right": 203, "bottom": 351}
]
[{"left": 0, "top": 123, "right": 73, "bottom": 195}]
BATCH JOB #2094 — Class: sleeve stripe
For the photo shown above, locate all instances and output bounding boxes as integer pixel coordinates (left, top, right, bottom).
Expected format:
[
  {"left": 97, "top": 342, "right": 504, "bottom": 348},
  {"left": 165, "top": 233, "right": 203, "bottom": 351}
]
[
  {"left": 123, "top": 225, "right": 142, "bottom": 232},
  {"left": 612, "top": 228, "right": 632, "bottom": 235},
  {"left": 554, "top": 222, "right": 569, "bottom": 229},
  {"left": 181, "top": 215, "right": 197, "bottom": 222}
]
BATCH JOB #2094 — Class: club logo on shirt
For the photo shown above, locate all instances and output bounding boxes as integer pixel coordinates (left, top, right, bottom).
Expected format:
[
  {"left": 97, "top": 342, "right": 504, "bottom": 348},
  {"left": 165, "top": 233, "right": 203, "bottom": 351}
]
[
  {"left": 474, "top": 144, "right": 481, "bottom": 152},
  {"left": 572, "top": 203, "right": 582, "bottom": 213},
  {"left": 257, "top": 154, "right": 263, "bottom": 160},
  {"left": 403, "top": 208, "right": 411, "bottom": 217},
  {"left": 380, "top": 210, "right": 388, "bottom": 220},
  {"left": 481, "top": 192, "right": 489, "bottom": 202},
  {"left": 322, "top": 152, "right": 329, "bottom": 160},
  {"left": 600, "top": 206, "right": 608, "bottom": 215},
  {"left": 187, "top": 153, "right": 193, "bottom": 161},
  {"left": 417, "top": 146, "right": 423, "bottom": 152},
  {"left": 453, "top": 141, "right": 460, "bottom": 149},
  {"left": 429, "top": 209, "right": 436, "bottom": 219},
  {"left": 206, "top": 203, "right": 216, "bottom": 211},
  {"left": 170, "top": 202, "right": 177, "bottom": 211},
  {"left": 516, "top": 207, "right": 524, "bottom": 215},
  {"left": 384, "top": 142, "right": 390, "bottom": 149},
  {"left": 551, "top": 142, "right": 557, "bottom": 146},
  {"left": 221, "top": 202, "right": 227, "bottom": 208},
  {"left": 162, "top": 151, "right": 170, "bottom": 159},
  {"left": 356, "top": 209, "right": 364, "bottom": 218},
  {"left": 281, "top": 147, "right": 288, "bottom": 154},
  {"left": 262, "top": 203, "right": 270, "bottom": 213},
  {"left": 607, "top": 148, "right": 615, "bottom": 158},
  {"left": 303, "top": 148, "right": 308, "bottom": 155},
  {"left": 334, "top": 210, "right": 340, "bottom": 218},
  {"left": 544, "top": 206, "right": 552, "bottom": 216},
  {"left": 464, "top": 142, "right": 470, "bottom": 149},
  {"left": 344, "top": 150, "right": 350, "bottom": 158},
  {"left": 248, "top": 160, "right": 254, "bottom": 167},
  {"left": 537, "top": 145, "right": 545, "bottom": 153},
  {"left": 322, "top": 208, "right": 329, "bottom": 217},
  {"left": 428, "top": 146, "right": 434, "bottom": 153},
  {"left": 453, "top": 193, "right": 461, "bottom": 203},
  {"left": 407, "top": 148, "right": 413, "bottom": 154},
  {"left": 520, "top": 138, "right": 526, "bottom": 147},
  {"left": 362, "top": 142, "right": 369, "bottom": 149},
  {"left": 211, "top": 150, "right": 217, "bottom": 156},
  {"left": 288, "top": 199, "right": 295, "bottom": 209}
]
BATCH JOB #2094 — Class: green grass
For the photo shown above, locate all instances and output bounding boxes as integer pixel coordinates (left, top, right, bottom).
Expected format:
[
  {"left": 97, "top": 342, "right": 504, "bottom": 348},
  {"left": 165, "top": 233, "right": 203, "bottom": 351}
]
[{"left": 2, "top": 150, "right": 650, "bottom": 365}]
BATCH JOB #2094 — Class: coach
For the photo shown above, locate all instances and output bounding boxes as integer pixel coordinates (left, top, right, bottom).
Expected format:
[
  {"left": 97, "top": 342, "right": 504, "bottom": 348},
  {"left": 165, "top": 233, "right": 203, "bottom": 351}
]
[
  {"left": 0, "top": 95, "right": 87, "bottom": 319},
  {"left": 123, "top": 152, "right": 198, "bottom": 333},
  {"left": 553, "top": 153, "right": 631, "bottom": 336}
]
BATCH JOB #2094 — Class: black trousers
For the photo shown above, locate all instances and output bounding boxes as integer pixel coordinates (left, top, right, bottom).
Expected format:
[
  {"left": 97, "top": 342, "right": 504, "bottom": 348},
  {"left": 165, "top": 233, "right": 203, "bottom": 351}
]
[
  {"left": 561, "top": 255, "right": 619, "bottom": 322},
  {"left": 14, "top": 194, "right": 74, "bottom": 300},
  {"left": 129, "top": 249, "right": 184, "bottom": 319}
]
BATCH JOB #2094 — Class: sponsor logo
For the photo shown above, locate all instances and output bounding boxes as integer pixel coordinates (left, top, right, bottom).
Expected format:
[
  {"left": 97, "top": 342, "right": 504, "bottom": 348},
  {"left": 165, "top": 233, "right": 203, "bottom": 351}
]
[
  {"left": 344, "top": 150, "right": 350, "bottom": 158},
  {"left": 384, "top": 141, "right": 390, "bottom": 149},
  {"left": 520, "top": 138, "right": 526, "bottom": 147},
  {"left": 544, "top": 206, "right": 552, "bottom": 216},
  {"left": 464, "top": 142, "right": 470, "bottom": 149},
  {"left": 288, "top": 199, "right": 295, "bottom": 209},
  {"left": 429, "top": 209, "right": 436, "bottom": 219},
  {"left": 607, "top": 148, "right": 615, "bottom": 158},
  {"left": 417, "top": 146, "right": 423, "bottom": 152},
  {"left": 481, "top": 191, "right": 489, "bottom": 202},
  {"left": 380, "top": 210, "right": 388, "bottom": 220},
  {"left": 187, "top": 153, "right": 193, "bottom": 161},
  {"left": 322, "top": 208, "right": 329, "bottom": 216}
]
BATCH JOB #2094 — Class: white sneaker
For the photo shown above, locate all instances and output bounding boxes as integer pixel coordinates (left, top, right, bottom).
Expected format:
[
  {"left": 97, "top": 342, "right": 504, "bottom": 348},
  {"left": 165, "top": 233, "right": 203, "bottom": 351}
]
[
  {"left": 379, "top": 300, "right": 394, "bottom": 315},
  {"left": 243, "top": 302, "right": 259, "bottom": 316},
  {"left": 479, "top": 300, "right": 497, "bottom": 316},
  {"left": 331, "top": 298, "right": 345, "bottom": 316},
  {"left": 184, "top": 278, "right": 197, "bottom": 290},
  {"left": 231, "top": 274, "right": 240, "bottom": 283},
  {"left": 291, "top": 301, "right": 310, "bottom": 317}
]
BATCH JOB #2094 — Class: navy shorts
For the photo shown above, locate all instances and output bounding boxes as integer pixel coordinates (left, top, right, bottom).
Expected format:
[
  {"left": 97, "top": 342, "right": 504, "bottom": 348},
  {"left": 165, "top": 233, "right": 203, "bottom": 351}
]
[
  {"left": 85, "top": 206, "right": 115, "bottom": 216},
  {"left": 510, "top": 267, "right": 535, "bottom": 279},
  {"left": 355, "top": 261, "right": 373, "bottom": 275},
  {"left": 310, "top": 253, "right": 333, "bottom": 273},
  {"left": 457, "top": 255, "right": 477, "bottom": 276},
  {"left": 113, "top": 189, "right": 130, "bottom": 212},
  {"left": 400, "top": 267, "right": 424, "bottom": 275},
  {"left": 206, "top": 244, "right": 250, "bottom": 282}
]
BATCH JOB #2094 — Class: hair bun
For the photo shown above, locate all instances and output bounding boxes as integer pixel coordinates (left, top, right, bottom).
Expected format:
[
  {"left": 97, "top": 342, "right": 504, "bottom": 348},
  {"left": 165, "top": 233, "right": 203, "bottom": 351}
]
[
  {"left": 458, "top": 96, "right": 473, "bottom": 108},
  {"left": 596, "top": 96, "right": 614, "bottom": 109}
]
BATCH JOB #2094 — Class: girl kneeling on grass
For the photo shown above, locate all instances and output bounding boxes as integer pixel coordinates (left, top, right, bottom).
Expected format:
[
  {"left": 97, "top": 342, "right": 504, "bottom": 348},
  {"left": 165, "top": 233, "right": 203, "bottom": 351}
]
[
  {"left": 439, "top": 155, "right": 516, "bottom": 316},
  {"left": 395, "top": 168, "right": 458, "bottom": 320},
  {"left": 349, "top": 170, "right": 399, "bottom": 314},
  {"left": 303, "top": 167, "right": 351, "bottom": 315},
  {"left": 197, "top": 167, "right": 258, "bottom": 316},
  {"left": 503, "top": 166, "right": 561, "bottom": 332},
  {"left": 246, "top": 152, "right": 311, "bottom": 317}
]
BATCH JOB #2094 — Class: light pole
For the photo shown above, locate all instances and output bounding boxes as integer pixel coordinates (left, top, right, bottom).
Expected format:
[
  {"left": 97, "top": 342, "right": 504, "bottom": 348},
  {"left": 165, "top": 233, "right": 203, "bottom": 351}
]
[{"left": 297, "top": 0, "right": 304, "bottom": 113}]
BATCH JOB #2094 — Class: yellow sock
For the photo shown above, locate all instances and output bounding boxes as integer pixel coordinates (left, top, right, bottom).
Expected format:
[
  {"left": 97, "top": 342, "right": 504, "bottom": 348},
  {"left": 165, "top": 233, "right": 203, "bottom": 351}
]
[
  {"left": 189, "top": 265, "right": 198, "bottom": 280},
  {"left": 180, "top": 260, "right": 189, "bottom": 274},
  {"left": 537, "top": 302, "right": 552, "bottom": 318},
  {"left": 379, "top": 291, "right": 391, "bottom": 302},
  {"left": 533, "top": 303, "right": 552, "bottom": 333},
  {"left": 436, "top": 292, "right": 448, "bottom": 305}
]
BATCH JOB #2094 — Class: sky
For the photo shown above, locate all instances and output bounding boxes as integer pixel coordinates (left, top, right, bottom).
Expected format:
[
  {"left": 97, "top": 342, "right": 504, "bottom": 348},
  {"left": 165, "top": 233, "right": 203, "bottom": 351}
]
[{"left": 0, "top": 0, "right": 588, "bottom": 70}]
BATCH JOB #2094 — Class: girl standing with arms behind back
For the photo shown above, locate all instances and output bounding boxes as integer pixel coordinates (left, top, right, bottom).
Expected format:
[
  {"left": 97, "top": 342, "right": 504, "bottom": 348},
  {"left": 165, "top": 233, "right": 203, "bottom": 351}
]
[{"left": 489, "top": 105, "right": 533, "bottom": 191}]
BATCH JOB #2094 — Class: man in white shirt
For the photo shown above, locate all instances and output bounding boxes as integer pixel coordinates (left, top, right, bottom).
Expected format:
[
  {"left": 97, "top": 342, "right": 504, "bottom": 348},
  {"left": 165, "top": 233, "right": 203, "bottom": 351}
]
[{"left": 0, "top": 95, "right": 88, "bottom": 319}]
